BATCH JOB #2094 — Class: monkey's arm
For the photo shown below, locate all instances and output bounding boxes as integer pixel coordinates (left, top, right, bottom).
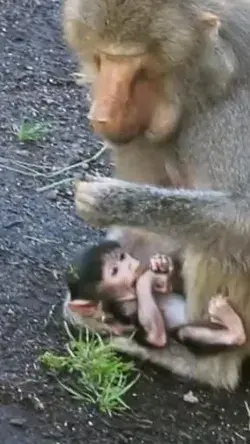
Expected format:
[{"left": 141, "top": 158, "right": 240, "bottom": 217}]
[{"left": 75, "top": 179, "right": 250, "bottom": 255}]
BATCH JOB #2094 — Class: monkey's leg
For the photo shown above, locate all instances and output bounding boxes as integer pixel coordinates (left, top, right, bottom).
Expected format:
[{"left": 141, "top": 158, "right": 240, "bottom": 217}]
[
  {"left": 109, "top": 264, "right": 248, "bottom": 389},
  {"left": 63, "top": 292, "right": 245, "bottom": 389},
  {"left": 172, "top": 294, "right": 246, "bottom": 354},
  {"left": 110, "top": 335, "right": 245, "bottom": 390},
  {"left": 208, "top": 294, "right": 246, "bottom": 345}
]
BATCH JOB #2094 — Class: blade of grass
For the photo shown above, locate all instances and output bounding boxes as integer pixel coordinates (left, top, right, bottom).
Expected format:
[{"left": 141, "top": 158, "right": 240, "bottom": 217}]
[{"left": 40, "top": 328, "right": 140, "bottom": 414}]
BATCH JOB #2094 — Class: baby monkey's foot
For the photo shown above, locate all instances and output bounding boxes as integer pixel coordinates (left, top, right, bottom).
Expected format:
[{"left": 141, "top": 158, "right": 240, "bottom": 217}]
[
  {"left": 150, "top": 254, "right": 174, "bottom": 275},
  {"left": 208, "top": 294, "right": 246, "bottom": 345},
  {"left": 208, "top": 294, "right": 235, "bottom": 324}
]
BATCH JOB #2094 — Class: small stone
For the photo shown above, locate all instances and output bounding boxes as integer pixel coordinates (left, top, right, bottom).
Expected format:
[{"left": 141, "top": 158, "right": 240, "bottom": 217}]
[
  {"left": 9, "top": 417, "right": 27, "bottom": 427},
  {"left": 47, "top": 189, "right": 58, "bottom": 201},
  {"left": 81, "top": 163, "right": 89, "bottom": 171},
  {"left": 7, "top": 308, "right": 15, "bottom": 315},
  {"left": 183, "top": 390, "right": 199, "bottom": 404}
]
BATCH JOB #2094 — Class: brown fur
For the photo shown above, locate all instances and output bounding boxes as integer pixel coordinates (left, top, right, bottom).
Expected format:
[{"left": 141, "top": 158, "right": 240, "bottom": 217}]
[{"left": 62, "top": 0, "right": 250, "bottom": 390}]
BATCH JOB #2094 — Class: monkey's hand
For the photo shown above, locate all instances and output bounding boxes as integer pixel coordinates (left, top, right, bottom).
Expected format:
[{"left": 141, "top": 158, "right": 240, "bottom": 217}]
[
  {"left": 150, "top": 254, "right": 174, "bottom": 274},
  {"left": 75, "top": 178, "right": 137, "bottom": 227}
]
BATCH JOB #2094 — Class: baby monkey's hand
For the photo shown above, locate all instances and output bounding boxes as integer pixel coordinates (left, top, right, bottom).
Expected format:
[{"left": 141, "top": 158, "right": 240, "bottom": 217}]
[
  {"left": 150, "top": 254, "right": 174, "bottom": 294},
  {"left": 150, "top": 254, "right": 174, "bottom": 275}
]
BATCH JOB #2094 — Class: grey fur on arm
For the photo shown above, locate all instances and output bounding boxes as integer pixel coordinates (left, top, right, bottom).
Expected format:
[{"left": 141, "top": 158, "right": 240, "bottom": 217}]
[{"left": 75, "top": 179, "right": 250, "bottom": 254}]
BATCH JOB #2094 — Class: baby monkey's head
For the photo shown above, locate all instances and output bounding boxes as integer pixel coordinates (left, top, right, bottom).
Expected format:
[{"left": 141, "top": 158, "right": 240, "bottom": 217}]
[{"left": 66, "top": 240, "right": 140, "bottom": 323}]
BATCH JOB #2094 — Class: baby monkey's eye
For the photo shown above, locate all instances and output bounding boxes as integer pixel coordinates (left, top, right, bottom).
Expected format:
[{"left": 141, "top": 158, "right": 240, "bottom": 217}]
[
  {"left": 120, "top": 252, "right": 125, "bottom": 261},
  {"left": 111, "top": 266, "right": 118, "bottom": 276}
]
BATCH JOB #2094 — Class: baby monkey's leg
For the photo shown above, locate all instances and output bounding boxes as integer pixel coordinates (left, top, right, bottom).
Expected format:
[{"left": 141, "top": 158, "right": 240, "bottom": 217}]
[
  {"left": 174, "top": 294, "right": 246, "bottom": 354},
  {"left": 208, "top": 294, "right": 246, "bottom": 346}
]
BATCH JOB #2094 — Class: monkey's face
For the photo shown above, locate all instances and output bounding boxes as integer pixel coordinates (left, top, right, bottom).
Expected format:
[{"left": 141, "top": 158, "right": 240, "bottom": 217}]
[
  {"left": 101, "top": 248, "right": 140, "bottom": 298},
  {"left": 64, "top": 0, "right": 202, "bottom": 143},
  {"left": 64, "top": 0, "right": 224, "bottom": 144},
  {"left": 87, "top": 51, "right": 178, "bottom": 144}
]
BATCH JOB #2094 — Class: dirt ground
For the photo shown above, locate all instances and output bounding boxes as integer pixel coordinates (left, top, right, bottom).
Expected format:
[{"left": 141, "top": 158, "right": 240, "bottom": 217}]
[{"left": 1, "top": 1, "right": 250, "bottom": 443}]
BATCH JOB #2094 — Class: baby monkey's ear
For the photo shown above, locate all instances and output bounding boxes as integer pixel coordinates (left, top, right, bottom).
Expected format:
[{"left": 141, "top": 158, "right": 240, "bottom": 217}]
[{"left": 68, "top": 299, "right": 99, "bottom": 316}]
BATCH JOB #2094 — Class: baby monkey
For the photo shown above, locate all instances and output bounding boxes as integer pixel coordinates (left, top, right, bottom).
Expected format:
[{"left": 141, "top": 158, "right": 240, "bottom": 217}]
[{"left": 66, "top": 241, "right": 246, "bottom": 354}]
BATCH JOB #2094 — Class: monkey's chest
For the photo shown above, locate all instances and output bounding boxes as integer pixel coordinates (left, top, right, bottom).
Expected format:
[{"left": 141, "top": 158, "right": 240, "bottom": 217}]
[{"left": 164, "top": 153, "right": 212, "bottom": 190}]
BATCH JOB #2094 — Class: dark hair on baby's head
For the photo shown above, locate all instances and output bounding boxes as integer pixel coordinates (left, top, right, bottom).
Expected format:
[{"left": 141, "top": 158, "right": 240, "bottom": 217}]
[{"left": 66, "top": 240, "right": 121, "bottom": 301}]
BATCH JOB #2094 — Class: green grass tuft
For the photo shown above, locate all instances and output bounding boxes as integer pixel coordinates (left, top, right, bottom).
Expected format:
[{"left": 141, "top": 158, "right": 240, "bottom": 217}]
[
  {"left": 40, "top": 329, "right": 140, "bottom": 415},
  {"left": 14, "top": 120, "right": 51, "bottom": 142}
]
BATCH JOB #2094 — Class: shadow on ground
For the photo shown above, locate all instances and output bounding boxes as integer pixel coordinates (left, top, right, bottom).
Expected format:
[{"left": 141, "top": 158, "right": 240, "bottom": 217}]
[{"left": 0, "top": 1, "right": 250, "bottom": 443}]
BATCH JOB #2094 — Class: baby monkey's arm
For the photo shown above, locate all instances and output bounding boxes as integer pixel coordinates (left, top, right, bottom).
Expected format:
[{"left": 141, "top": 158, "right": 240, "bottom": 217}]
[
  {"left": 136, "top": 269, "right": 167, "bottom": 348},
  {"left": 135, "top": 254, "right": 176, "bottom": 348}
]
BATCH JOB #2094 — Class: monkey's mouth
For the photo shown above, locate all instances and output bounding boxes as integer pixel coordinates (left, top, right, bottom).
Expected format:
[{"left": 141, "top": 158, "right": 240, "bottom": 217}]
[
  {"left": 103, "top": 133, "right": 138, "bottom": 145},
  {"left": 106, "top": 129, "right": 169, "bottom": 146}
]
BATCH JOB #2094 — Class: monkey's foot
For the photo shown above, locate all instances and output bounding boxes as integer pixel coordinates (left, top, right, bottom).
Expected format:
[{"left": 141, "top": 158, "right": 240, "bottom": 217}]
[{"left": 208, "top": 294, "right": 246, "bottom": 345}]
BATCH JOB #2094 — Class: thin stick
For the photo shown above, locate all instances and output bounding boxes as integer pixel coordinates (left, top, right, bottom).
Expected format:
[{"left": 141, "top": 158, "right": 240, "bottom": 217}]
[
  {"left": 0, "top": 145, "right": 107, "bottom": 183},
  {"left": 244, "top": 401, "right": 250, "bottom": 430},
  {"left": 0, "top": 164, "right": 44, "bottom": 176},
  {"left": 63, "top": 321, "right": 76, "bottom": 342},
  {"left": 36, "top": 145, "right": 107, "bottom": 192},
  {"left": 12, "top": 159, "right": 52, "bottom": 170},
  {"left": 23, "top": 235, "right": 59, "bottom": 244},
  {"left": 36, "top": 177, "right": 74, "bottom": 192},
  {"left": 46, "top": 144, "right": 107, "bottom": 178}
]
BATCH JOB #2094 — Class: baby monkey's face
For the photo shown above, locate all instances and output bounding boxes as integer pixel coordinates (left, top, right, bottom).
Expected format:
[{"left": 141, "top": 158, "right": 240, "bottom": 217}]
[{"left": 101, "top": 248, "right": 140, "bottom": 296}]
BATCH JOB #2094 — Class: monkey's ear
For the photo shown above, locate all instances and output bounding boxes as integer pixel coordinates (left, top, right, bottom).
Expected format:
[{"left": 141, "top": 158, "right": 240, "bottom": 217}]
[
  {"left": 68, "top": 299, "right": 99, "bottom": 316},
  {"left": 199, "top": 12, "right": 221, "bottom": 30}
]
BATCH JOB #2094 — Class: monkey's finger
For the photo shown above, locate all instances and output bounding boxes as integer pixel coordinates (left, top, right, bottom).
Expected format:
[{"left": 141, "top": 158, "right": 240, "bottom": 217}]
[
  {"left": 85, "top": 172, "right": 104, "bottom": 182},
  {"left": 150, "top": 258, "right": 158, "bottom": 271},
  {"left": 75, "top": 199, "right": 107, "bottom": 227},
  {"left": 75, "top": 191, "right": 96, "bottom": 207},
  {"left": 83, "top": 174, "right": 113, "bottom": 183},
  {"left": 75, "top": 196, "right": 97, "bottom": 216},
  {"left": 85, "top": 176, "right": 133, "bottom": 189},
  {"left": 75, "top": 180, "right": 107, "bottom": 196},
  {"left": 159, "top": 256, "right": 168, "bottom": 269}
]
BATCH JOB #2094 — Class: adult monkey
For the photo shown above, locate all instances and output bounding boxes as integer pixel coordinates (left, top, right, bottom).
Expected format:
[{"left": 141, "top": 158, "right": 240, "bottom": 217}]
[{"left": 63, "top": 0, "right": 250, "bottom": 390}]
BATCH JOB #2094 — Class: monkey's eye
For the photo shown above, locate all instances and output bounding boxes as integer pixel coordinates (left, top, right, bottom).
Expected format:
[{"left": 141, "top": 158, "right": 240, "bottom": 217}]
[
  {"left": 120, "top": 252, "right": 125, "bottom": 261},
  {"left": 111, "top": 266, "right": 118, "bottom": 276}
]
